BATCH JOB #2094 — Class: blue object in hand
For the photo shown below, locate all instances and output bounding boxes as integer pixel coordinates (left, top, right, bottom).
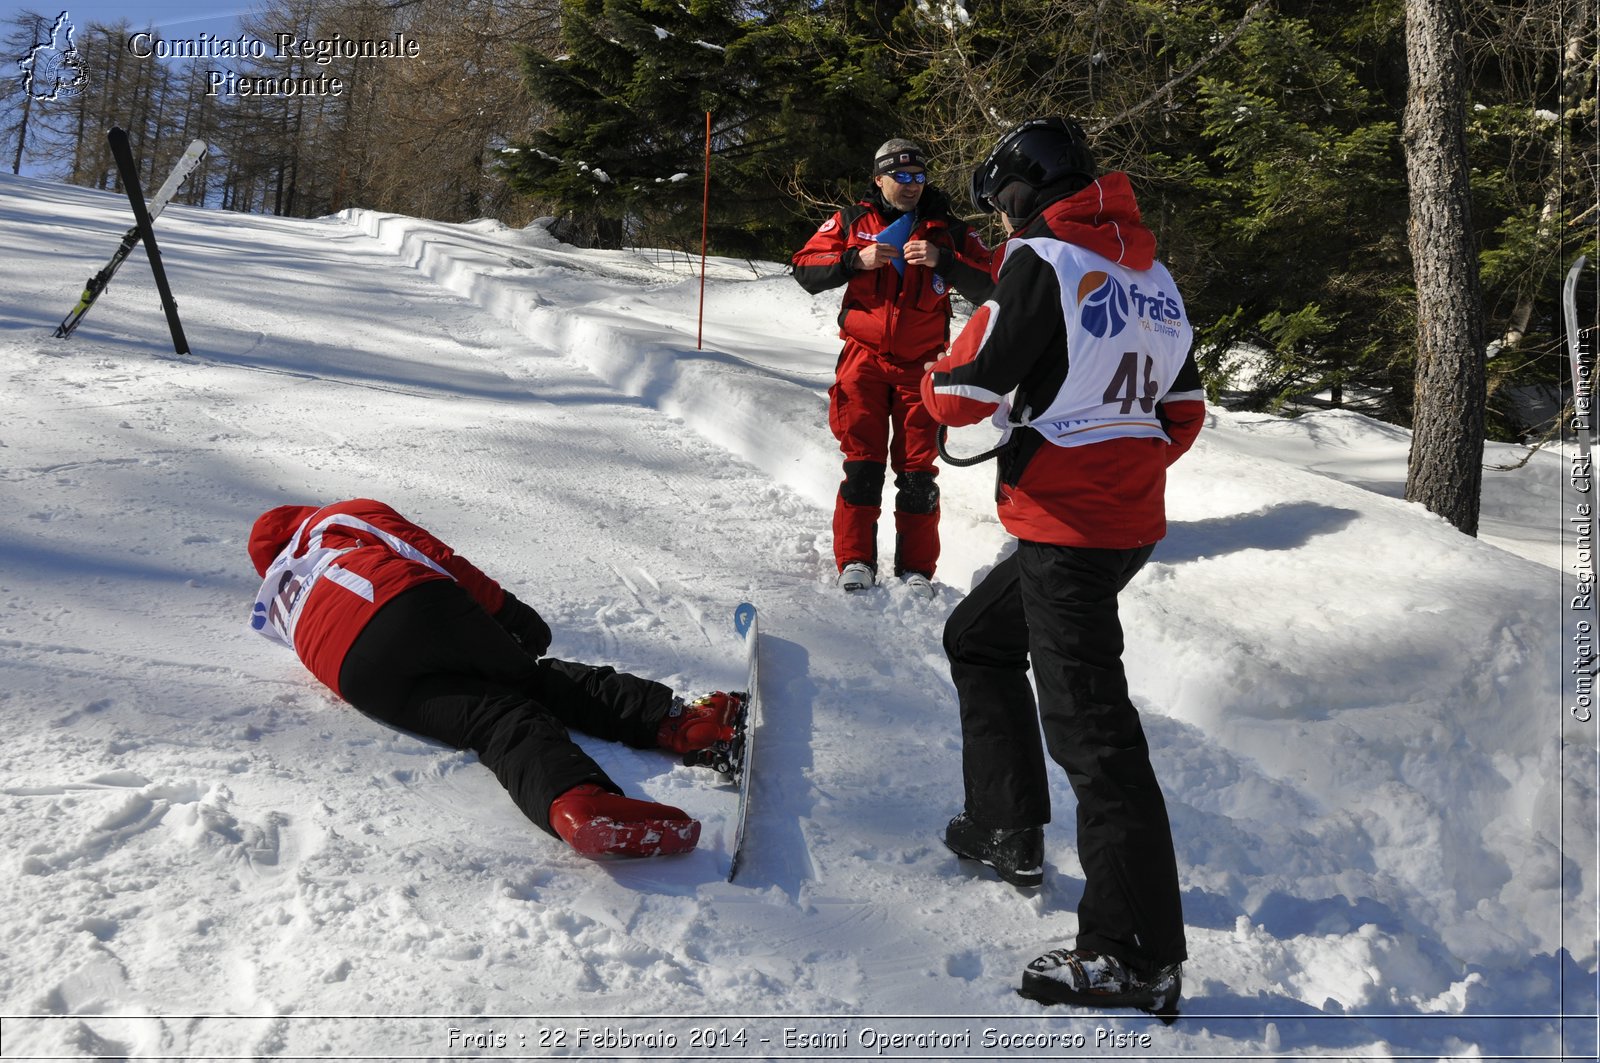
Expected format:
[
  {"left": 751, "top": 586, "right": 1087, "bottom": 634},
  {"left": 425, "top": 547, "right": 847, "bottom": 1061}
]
[{"left": 876, "top": 213, "right": 915, "bottom": 275}]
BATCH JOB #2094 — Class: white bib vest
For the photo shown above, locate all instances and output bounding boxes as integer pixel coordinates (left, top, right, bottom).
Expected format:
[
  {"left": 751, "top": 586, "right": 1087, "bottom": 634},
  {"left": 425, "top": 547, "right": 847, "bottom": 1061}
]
[
  {"left": 249, "top": 512, "right": 452, "bottom": 650},
  {"left": 1011, "top": 239, "right": 1194, "bottom": 449}
]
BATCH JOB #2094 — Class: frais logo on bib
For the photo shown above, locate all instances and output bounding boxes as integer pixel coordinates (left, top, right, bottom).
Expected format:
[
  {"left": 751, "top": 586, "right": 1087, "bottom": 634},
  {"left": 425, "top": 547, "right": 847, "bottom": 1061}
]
[
  {"left": 1076, "top": 272, "right": 1129, "bottom": 338},
  {"left": 1077, "top": 270, "right": 1182, "bottom": 339}
]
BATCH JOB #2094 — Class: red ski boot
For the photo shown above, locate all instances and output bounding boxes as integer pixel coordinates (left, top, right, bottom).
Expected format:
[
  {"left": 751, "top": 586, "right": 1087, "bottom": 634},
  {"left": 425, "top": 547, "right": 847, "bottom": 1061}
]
[
  {"left": 656, "top": 692, "right": 742, "bottom": 754},
  {"left": 548, "top": 783, "right": 701, "bottom": 857}
]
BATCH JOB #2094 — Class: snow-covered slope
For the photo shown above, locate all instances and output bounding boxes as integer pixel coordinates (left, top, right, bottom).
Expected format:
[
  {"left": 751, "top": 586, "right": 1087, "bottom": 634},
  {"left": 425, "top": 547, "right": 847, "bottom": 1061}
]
[{"left": 0, "top": 173, "right": 1592, "bottom": 1060}]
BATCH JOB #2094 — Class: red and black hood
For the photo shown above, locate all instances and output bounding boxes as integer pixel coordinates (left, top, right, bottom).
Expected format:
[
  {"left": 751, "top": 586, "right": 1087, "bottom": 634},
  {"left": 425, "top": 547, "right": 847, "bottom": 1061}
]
[
  {"left": 1010, "top": 172, "right": 1157, "bottom": 270},
  {"left": 248, "top": 504, "right": 316, "bottom": 576}
]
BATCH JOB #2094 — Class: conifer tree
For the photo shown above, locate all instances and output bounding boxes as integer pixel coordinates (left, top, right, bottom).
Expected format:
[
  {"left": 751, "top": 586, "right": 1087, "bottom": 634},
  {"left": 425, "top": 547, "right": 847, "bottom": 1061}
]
[
  {"left": 504, "top": 0, "right": 905, "bottom": 254},
  {"left": 1175, "top": 6, "right": 1412, "bottom": 416},
  {"left": 505, "top": 0, "right": 748, "bottom": 249},
  {"left": 732, "top": 1, "right": 905, "bottom": 232}
]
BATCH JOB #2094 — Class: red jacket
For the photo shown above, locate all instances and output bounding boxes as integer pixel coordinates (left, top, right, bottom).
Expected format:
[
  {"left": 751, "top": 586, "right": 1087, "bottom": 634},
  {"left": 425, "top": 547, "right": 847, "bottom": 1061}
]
[
  {"left": 922, "top": 174, "right": 1206, "bottom": 548},
  {"left": 247, "top": 499, "right": 505, "bottom": 695},
  {"left": 792, "top": 188, "right": 994, "bottom": 365}
]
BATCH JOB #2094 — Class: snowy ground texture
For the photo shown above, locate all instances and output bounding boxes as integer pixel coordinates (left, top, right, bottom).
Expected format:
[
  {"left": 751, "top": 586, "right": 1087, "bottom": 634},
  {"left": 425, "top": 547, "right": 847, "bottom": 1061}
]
[{"left": 1, "top": 173, "right": 1596, "bottom": 1061}]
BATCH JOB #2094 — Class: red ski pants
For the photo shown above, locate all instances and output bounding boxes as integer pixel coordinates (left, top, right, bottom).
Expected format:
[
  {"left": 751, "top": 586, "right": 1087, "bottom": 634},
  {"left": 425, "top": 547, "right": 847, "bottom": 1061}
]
[{"left": 827, "top": 342, "right": 941, "bottom": 576}]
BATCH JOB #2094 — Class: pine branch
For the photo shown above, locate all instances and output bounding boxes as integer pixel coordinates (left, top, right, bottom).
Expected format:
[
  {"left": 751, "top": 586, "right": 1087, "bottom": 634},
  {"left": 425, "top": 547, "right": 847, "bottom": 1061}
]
[
  {"left": 1090, "top": 0, "right": 1273, "bottom": 134},
  {"left": 1484, "top": 403, "right": 1566, "bottom": 471}
]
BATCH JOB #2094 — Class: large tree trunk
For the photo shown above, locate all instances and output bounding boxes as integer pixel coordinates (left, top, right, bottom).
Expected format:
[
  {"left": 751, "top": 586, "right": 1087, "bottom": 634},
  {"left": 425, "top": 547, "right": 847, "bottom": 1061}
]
[{"left": 1402, "top": 0, "right": 1486, "bottom": 536}]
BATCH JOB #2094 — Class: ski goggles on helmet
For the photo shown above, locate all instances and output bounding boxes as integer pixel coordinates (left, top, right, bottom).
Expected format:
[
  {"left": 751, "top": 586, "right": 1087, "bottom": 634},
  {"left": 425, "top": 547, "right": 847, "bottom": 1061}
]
[{"left": 885, "top": 170, "right": 928, "bottom": 185}]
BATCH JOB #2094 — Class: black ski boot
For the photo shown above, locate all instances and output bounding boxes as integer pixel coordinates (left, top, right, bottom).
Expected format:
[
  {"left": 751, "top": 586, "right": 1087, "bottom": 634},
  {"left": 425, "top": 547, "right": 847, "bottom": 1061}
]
[
  {"left": 942, "top": 811, "right": 1044, "bottom": 888},
  {"left": 1018, "top": 948, "right": 1182, "bottom": 1024}
]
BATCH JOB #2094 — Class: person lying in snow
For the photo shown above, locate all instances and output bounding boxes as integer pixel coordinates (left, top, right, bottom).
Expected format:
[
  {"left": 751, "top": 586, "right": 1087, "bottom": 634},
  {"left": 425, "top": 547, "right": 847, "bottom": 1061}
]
[{"left": 246, "top": 497, "right": 738, "bottom": 858}]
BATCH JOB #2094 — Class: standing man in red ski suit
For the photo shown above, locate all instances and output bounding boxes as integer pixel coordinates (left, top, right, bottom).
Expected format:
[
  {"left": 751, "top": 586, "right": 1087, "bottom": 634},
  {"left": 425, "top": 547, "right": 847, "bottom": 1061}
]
[
  {"left": 921, "top": 119, "right": 1206, "bottom": 1020},
  {"left": 247, "top": 498, "right": 738, "bottom": 859},
  {"left": 792, "top": 138, "right": 995, "bottom": 595}
]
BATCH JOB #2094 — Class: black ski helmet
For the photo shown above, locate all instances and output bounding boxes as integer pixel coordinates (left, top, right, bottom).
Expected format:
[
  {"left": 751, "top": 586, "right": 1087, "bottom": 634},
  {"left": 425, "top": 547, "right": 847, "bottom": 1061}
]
[{"left": 969, "top": 116, "right": 1096, "bottom": 218}]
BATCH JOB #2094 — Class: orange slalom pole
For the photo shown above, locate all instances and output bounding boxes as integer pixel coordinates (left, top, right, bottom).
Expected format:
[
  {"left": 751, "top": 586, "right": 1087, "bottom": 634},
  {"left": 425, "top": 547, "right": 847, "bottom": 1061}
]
[{"left": 698, "top": 111, "right": 711, "bottom": 350}]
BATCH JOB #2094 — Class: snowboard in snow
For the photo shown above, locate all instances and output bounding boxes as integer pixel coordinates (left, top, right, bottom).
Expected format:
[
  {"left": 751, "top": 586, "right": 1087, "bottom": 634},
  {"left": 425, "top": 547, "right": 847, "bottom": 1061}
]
[
  {"left": 681, "top": 602, "right": 762, "bottom": 880},
  {"left": 728, "top": 601, "right": 761, "bottom": 880}
]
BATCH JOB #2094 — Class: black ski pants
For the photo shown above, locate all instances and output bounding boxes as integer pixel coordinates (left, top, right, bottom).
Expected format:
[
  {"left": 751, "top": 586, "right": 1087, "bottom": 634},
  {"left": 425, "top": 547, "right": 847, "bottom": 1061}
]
[
  {"left": 944, "top": 540, "right": 1187, "bottom": 974},
  {"left": 337, "top": 579, "right": 675, "bottom": 836}
]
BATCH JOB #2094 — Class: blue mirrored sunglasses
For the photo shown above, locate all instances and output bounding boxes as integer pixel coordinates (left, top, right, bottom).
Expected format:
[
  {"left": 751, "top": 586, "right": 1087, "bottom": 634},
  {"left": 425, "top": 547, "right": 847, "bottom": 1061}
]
[{"left": 887, "top": 170, "right": 927, "bottom": 185}]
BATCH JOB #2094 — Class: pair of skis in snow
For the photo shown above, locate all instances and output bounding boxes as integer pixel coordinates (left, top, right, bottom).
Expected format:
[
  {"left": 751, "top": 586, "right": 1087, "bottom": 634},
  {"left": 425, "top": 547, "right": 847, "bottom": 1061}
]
[{"left": 54, "top": 128, "right": 205, "bottom": 352}]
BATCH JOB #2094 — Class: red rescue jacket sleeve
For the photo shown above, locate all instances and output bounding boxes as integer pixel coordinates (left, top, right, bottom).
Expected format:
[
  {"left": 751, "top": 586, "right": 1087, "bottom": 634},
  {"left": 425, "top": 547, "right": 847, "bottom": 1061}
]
[{"left": 791, "top": 209, "right": 857, "bottom": 294}]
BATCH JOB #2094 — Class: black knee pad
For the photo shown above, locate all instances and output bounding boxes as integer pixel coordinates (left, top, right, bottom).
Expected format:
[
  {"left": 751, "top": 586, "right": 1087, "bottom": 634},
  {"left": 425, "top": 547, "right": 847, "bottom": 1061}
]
[
  {"left": 840, "top": 461, "right": 886, "bottom": 507},
  {"left": 896, "top": 470, "right": 940, "bottom": 514}
]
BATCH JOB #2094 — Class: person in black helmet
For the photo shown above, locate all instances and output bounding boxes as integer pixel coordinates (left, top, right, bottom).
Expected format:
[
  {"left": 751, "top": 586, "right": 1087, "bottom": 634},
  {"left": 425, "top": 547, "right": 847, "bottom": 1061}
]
[
  {"left": 921, "top": 117, "right": 1206, "bottom": 1021},
  {"left": 792, "top": 138, "right": 996, "bottom": 597}
]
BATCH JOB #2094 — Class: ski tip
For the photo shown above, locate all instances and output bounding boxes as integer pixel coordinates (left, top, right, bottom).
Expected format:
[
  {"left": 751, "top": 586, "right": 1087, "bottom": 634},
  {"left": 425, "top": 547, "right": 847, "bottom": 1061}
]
[{"left": 734, "top": 601, "right": 756, "bottom": 638}]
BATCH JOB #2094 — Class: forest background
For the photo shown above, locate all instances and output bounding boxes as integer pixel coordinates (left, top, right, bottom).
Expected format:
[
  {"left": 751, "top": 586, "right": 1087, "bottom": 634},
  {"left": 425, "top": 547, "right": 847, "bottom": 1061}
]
[{"left": 4, "top": 0, "right": 1597, "bottom": 452}]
